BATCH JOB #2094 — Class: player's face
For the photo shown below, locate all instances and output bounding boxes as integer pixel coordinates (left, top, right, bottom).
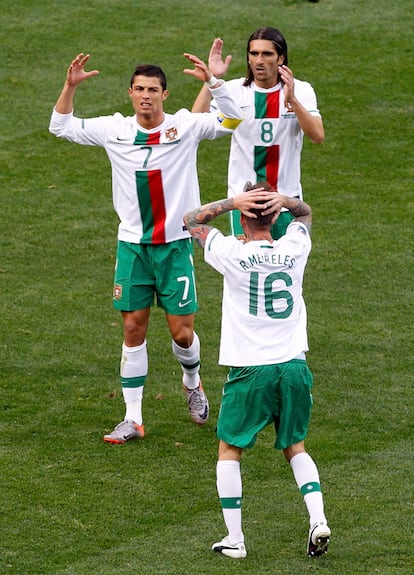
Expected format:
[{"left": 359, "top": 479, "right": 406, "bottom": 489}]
[
  {"left": 129, "top": 75, "right": 168, "bottom": 127},
  {"left": 248, "top": 39, "right": 285, "bottom": 88}
]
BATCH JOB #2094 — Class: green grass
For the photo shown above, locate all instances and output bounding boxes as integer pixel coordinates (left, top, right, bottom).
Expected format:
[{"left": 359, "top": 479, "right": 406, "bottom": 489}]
[{"left": 1, "top": 0, "right": 413, "bottom": 573}]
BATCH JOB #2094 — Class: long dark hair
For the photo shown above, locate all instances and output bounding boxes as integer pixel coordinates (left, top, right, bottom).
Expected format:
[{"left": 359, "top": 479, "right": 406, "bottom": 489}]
[{"left": 243, "top": 27, "right": 288, "bottom": 86}]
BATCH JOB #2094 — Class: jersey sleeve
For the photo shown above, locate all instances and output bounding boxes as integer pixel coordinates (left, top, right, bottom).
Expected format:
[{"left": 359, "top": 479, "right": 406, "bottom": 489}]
[
  {"left": 190, "top": 80, "right": 243, "bottom": 141},
  {"left": 295, "top": 79, "right": 321, "bottom": 117},
  {"left": 208, "top": 81, "right": 243, "bottom": 130},
  {"left": 285, "top": 220, "right": 312, "bottom": 251},
  {"left": 49, "top": 109, "right": 114, "bottom": 146},
  {"left": 204, "top": 228, "right": 240, "bottom": 274}
]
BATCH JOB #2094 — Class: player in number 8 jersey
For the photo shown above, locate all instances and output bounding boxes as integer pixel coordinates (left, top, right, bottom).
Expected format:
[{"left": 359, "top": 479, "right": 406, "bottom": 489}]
[{"left": 192, "top": 27, "right": 324, "bottom": 240}]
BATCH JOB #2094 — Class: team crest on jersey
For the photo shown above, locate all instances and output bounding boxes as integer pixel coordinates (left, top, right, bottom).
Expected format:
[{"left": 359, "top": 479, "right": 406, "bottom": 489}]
[
  {"left": 164, "top": 127, "right": 178, "bottom": 142},
  {"left": 113, "top": 284, "right": 123, "bottom": 300}
]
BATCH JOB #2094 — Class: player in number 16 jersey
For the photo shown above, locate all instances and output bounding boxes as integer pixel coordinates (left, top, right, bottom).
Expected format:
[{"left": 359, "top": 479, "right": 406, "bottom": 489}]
[{"left": 184, "top": 182, "right": 330, "bottom": 560}]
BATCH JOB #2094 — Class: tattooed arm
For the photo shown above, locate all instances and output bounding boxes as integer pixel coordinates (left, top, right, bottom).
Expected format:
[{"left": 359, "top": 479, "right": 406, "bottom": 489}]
[{"left": 183, "top": 189, "right": 275, "bottom": 248}]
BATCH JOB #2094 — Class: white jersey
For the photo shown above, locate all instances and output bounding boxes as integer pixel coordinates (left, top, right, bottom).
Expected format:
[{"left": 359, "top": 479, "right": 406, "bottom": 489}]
[
  {"left": 49, "top": 83, "right": 242, "bottom": 244},
  {"left": 204, "top": 220, "right": 311, "bottom": 366},
  {"left": 211, "top": 78, "right": 321, "bottom": 200}
]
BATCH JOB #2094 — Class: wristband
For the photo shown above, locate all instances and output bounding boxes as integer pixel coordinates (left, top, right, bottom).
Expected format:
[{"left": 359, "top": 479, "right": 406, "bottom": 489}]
[{"left": 206, "top": 75, "right": 218, "bottom": 88}]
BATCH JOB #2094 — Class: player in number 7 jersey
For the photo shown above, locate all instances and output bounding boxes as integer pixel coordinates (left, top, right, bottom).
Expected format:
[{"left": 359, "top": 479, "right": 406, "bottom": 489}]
[
  {"left": 184, "top": 182, "right": 330, "bottom": 559},
  {"left": 49, "top": 51, "right": 243, "bottom": 442}
]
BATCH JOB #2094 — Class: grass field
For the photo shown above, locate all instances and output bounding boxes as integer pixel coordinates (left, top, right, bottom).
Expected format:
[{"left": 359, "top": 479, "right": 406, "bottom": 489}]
[{"left": 1, "top": 1, "right": 413, "bottom": 574}]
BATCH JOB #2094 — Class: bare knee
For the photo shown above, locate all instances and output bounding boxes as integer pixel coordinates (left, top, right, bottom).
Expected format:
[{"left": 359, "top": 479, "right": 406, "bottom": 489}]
[
  {"left": 122, "top": 310, "right": 149, "bottom": 346},
  {"left": 218, "top": 440, "right": 242, "bottom": 462},
  {"left": 167, "top": 314, "right": 195, "bottom": 348},
  {"left": 283, "top": 441, "right": 306, "bottom": 462}
]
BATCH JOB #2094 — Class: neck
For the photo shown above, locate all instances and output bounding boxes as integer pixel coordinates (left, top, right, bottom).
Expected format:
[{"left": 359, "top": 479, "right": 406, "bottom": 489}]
[
  {"left": 243, "top": 231, "right": 273, "bottom": 243},
  {"left": 136, "top": 112, "right": 164, "bottom": 130},
  {"left": 254, "top": 79, "right": 279, "bottom": 89}
]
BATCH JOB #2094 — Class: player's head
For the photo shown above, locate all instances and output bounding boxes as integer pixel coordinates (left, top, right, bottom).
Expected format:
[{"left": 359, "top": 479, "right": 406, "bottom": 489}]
[
  {"left": 243, "top": 27, "right": 288, "bottom": 87},
  {"left": 242, "top": 181, "right": 278, "bottom": 229},
  {"left": 130, "top": 65, "right": 167, "bottom": 90}
]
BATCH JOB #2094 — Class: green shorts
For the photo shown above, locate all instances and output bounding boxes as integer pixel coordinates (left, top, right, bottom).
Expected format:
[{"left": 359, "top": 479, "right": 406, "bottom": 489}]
[
  {"left": 230, "top": 210, "right": 294, "bottom": 240},
  {"left": 217, "top": 360, "right": 313, "bottom": 450},
  {"left": 113, "top": 239, "right": 198, "bottom": 315}
]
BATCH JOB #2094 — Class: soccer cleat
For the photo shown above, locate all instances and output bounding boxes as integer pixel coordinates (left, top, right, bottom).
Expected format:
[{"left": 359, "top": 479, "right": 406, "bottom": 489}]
[
  {"left": 307, "top": 521, "right": 331, "bottom": 557},
  {"left": 184, "top": 381, "right": 209, "bottom": 425},
  {"left": 212, "top": 536, "right": 247, "bottom": 559},
  {"left": 103, "top": 419, "right": 144, "bottom": 444}
]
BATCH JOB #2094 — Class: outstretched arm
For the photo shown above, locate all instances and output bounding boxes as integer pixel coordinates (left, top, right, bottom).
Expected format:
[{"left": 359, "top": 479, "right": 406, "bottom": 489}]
[
  {"left": 184, "top": 189, "right": 276, "bottom": 248},
  {"left": 55, "top": 53, "right": 99, "bottom": 114},
  {"left": 278, "top": 64, "right": 324, "bottom": 144},
  {"left": 191, "top": 38, "right": 232, "bottom": 112}
]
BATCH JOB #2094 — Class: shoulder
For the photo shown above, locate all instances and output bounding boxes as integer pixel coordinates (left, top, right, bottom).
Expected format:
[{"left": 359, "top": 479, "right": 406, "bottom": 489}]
[
  {"left": 169, "top": 108, "right": 197, "bottom": 125},
  {"left": 293, "top": 78, "right": 316, "bottom": 96},
  {"left": 285, "top": 221, "right": 311, "bottom": 244},
  {"left": 206, "top": 228, "right": 239, "bottom": 251},
  {"left": 103, "top": 112, "right": 130, "bottom": 127},
  {"left": 227, "top": 77, "right": 246, "bottom": 87}
]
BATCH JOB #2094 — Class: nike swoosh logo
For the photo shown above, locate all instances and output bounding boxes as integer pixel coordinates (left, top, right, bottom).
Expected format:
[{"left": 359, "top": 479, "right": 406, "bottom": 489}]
[
  {"left": 116, "top": 137, "right": 131, "bottom": 141},
  {"left": 178, "top": 300, "right": 193, "bottom": 308}
]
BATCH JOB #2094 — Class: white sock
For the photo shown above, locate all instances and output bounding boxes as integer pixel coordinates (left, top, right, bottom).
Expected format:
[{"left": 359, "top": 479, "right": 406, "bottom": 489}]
[
  {"left": 216, "top": 460, "right": 244, "bottom": 544},
  {"left": 290, "top": 452, "right": 327, "bottom": 526},
  {"left": 120, "top": 341, "right": 148, "bottom": 426},
  {"left": 122, "top": 387, "right": 144, "bottom": 425},
  {"left": 171, "top": 332, "right": 200, "bottom": 390}
]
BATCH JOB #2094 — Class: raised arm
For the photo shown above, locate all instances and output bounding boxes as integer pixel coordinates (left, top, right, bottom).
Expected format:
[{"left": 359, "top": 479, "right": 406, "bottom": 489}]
[
  {"left": 278, "top": 65, "right": 324, "bottom": 144},
  {"left": 191, "top": 38, "right": 232, "bottom": 113},
  {"left": 54, "top": 53, "right": 99, "bottom": 114},
  {"left": 278, "top": 196, "right": 312, "bottom": 232},
  {"left": 184, "top": 189, "right": 276, "bottom": 248},
  {"left": 253, "top": 192, "right": 312, "bottom": 233}
]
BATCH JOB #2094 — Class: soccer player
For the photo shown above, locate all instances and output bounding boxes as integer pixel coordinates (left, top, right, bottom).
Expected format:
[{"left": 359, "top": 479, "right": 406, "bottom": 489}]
[
  {"left": 183, "top": 182, "right": 331, "bottom": 559},
  {"left": 192, "top": 28, "right": 324, "bottom": 239},
  {"left": 49, "top": 52, "right": 242, "bottom": 443}
]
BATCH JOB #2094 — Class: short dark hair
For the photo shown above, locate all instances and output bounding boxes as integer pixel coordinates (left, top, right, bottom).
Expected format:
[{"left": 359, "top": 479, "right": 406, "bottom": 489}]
[
  {"left": 130, "top": 65, "right": 167, "bottom": 90},
  {"left": 244, "top": 27, "right": 288, "bottom": 87},
  {"left": 243, "top": 180, "right": 276, "bottom": 226}
]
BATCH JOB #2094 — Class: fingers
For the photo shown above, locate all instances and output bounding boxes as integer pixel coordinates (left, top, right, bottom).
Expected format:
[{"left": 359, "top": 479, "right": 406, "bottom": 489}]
[
  {"left": 210, "top": 38, "right": 223, "bottom": 54},
  {"left": 183, "top": 53, "right": 208, "bottom": 81},
  {"left": 184, "top": 53, "right": 203, "bottom": 64},
  {"left": 67, "top": 53, "right": 99, "bottom": 83},
  {"left": 72, "top": 53, "right": 90, "bottom": 67}
]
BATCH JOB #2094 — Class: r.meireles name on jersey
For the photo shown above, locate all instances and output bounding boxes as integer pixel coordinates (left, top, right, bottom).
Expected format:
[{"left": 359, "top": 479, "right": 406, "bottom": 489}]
[{"left": 239, "top": 253, "right": 296, "bottom": 271}]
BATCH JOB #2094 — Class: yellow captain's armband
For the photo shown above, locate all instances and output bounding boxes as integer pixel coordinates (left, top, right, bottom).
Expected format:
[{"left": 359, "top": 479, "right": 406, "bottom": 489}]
[{"left": 217, "top": 113, "right": 243, "bottom": 130}]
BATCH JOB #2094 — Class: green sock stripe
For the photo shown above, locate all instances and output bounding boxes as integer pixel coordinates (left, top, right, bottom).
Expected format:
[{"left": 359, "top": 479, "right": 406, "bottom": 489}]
[
  {"left": 120, "top": 375, "right": 146, "bottom": 388},
  {"left": 300, "top": 482, "right": 321, "bottom": 496},
  {"left": 181, "top": 360, "right": 200, "bottom": 370},
  {"left": 220, "top": 497, "right": 242, "bottom": 509}
]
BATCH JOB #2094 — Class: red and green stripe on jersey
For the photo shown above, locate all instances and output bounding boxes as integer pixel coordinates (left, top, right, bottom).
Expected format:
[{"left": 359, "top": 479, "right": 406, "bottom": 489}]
[
  {"left": 254, "top": 91, "right": 280, "bottom": 190},
  {"left": 134, "top": 130, "right": 166, "bottom": 244},
  {"left": 134, "top": 130, "right": 161, "bottom": 146}
]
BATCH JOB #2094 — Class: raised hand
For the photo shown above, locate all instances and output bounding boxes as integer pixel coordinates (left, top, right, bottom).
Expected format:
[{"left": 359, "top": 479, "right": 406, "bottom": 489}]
[
  {"left": 208, "top": 38, "right": 232, "bottom": 78},
  {"left": 66, "top": 53, "right": 99, "bottom": 87},
  {"left": 183, "top": 53, "right": 212, "bottom": 83},
  {"left": 278, "top": 64, "right": 295, "bottom": 110}
]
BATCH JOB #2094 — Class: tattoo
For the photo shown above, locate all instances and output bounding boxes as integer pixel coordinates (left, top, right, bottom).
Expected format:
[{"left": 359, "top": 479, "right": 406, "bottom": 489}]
[
  {"left": 184, "top": 198, "right": 235, "bottom": 248},
  {"left": 289, "top": 199, "right": 309, "bottom": 217},
  {"left": 287, "top": 199, "right": 312, "bottom": 235}
]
